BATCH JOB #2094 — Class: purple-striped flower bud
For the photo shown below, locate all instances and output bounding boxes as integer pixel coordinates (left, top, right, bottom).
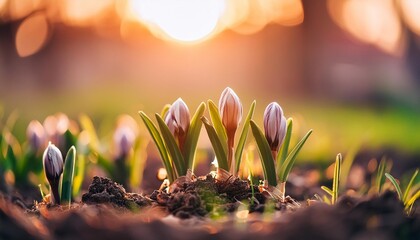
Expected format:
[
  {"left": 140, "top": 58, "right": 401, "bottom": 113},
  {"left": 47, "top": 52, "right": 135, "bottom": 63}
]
[
  {"left": 165, "top": 98, "right": 190, "bottom": 151},
  {"left": 26, "top": 120, "right": 45, "bottom": 153},
  {"left": 42, "top": 143, "right": 63, "bottom": 204},
  {"left": 263, "top": 102, "right": 287, "bottom": 151},
  {"left": 219, "top": 87, "right": 243, "bottom": 133}
]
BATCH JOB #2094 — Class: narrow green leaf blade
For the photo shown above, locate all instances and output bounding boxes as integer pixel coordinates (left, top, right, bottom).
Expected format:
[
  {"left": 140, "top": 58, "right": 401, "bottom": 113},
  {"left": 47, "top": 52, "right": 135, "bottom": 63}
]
[
  {"left": 183, "top": 102, "right": 206, "bottom": 170},
  {"left": 156, "top": 114, "right": 186, "bottom": 177},
  {"left": 79, "top": 114, "right": 100, "bottom": 151},
  {"left": 208, "top": 100, "right": 227, "bottom": 153},
  {"left": 406, "top": 189, "right": 420, "bottom": 208},
  {"left": 161, "top": 104, "right": 171, "bottom": 118},
  {"left": 403, "top": 169, "right": 419, "bottom": 203},
  {"left": 385, "top": 173, "right": 403, "bottom": 200},
  {"left": 72, "top": 153, "right": 85, "bottom": 198},
  {"left": 129, "top": 138, "right": 148, "bottom": 189},
  {"left": 235, "top": 100, "right": 256, "bottom": 172},
  {"left": 277, "top": 118, "right": 293, "bottom": 174},
  {"left": 375, "top": 157, "right": 387, "bottom": 194},
  {"left": 201, "top": 116, "right": 229, "bottom": 171},
  {"left": 139, "top": 111, "right": 174, "bottom": 182},
  {"left": 332, "top": 153, "right": 342, "bottom": 204},
  {"left": 279, "top": 129, "right": 313, "bottom": 182},
  {"left": 321, "top": 186, "right": 333, "bottom": 197},
  {"left": 250, "top": 120, "right": 277, "bottom": 186},
  {"left": 61, "top": 146, "right": 76, "bottom": 205}
]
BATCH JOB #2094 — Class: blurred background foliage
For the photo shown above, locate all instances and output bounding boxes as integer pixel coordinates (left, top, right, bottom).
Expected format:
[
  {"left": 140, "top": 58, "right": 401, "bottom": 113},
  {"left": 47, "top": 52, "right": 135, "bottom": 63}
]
[{"left": 1, "top": 0, "right": 420, "bottom": 169}]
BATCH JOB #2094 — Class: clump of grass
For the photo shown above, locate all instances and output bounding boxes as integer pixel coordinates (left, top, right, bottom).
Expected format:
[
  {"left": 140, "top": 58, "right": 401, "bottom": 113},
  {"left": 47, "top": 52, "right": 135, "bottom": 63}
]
[
  {"left": 321, "top": 153, "right": 342, "bottom": 205},
  {"left": 385, "top": 169, "right": 420, "bottom": 214}
]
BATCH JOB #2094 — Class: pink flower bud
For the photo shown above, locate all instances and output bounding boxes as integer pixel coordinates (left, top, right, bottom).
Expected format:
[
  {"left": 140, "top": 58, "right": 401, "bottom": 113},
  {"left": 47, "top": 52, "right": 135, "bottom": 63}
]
[
  {"left": 26, "top": 120, "right": 45, "bottom": 152},
  {"left": 219, "top": 87, "right": 243, "bottom": 133},
  {"left": 165, "top": 98, "right": 190, "bottom": 150},
  {"left": 263, "top": 102, "right": 287, "bottom": 151}
]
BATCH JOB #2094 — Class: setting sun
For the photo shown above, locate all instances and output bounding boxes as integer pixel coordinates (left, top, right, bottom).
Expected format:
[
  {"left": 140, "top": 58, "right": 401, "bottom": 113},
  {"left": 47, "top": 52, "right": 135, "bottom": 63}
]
[{"left": 129, "top": 0, "right": 225, "bottom": 43}]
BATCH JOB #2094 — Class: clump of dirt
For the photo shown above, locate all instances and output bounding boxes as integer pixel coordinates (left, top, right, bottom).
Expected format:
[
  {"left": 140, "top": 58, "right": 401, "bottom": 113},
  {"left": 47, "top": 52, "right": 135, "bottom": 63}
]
[
  {"left": 150, "top": 173, "right": 269, "bottom": 218},
  {"left": 82, "top": 176, "right": 152, "bottom": 209}
]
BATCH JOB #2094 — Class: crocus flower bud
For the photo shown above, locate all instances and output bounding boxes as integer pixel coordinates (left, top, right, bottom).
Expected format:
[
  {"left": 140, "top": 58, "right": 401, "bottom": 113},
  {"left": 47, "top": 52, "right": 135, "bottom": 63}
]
[
  {"left": 165, "top": 98, "right": 190, "bottom": 151},
  {"left": 263, "top": 102, "right": 287, "bottom": 151},
  {"left": 219, "top": 87, "right": 243, "bottom": 133},
  {"left": 43, "top": 142, "right": 64, "bottom": 204},
  {"left": 26, "top": 120, "right": 45, "bottom": 153},
  {"left": 113, "top": 126, "right": 136, "bottom": 159}
]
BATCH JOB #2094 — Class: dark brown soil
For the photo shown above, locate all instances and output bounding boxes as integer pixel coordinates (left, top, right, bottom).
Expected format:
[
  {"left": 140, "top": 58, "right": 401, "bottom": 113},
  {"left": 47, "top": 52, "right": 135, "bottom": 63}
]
[
  {"left": 1, "top": 189, "right": 419, "bottom": 240},
  {"left": 81, "top": 176, "right": 152, "bottom": 210}
]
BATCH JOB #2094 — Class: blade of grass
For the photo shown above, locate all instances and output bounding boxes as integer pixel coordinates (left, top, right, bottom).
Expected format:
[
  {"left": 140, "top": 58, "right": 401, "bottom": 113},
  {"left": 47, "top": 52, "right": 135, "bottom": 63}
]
[
  {"left": 375, "top": 157, "right": 388, "bottom": 194},
  {"left": 156, "top": 114, "right": 186, "bottom": 177},
  {"left": 403, "top": 169, "right": 419, "bottom": 203},
  {"left": 321, "top": 186, "right": 333, "bottom": 197},
  {"left": 208, "top": 100, "right": 227, "bottom": 153},
  {"left": 277, "top": 118, "right": 293, "bottom": 174},
  {"left": 250, "top": 121, "right": 277, "bottom": 186},
  {"left": 129, "top": 138, "right": 148, "bottom": 189},
  {"left": 61, "top": 146, "right": 76, "bottom": 206},
  {"left": 139, "top": 111, "right": 174, "bottom": 182},
  {"left": 201, "top": 116, "right": 228, "bottom": 171},
  {"left": 406, "top": 189, "right": 420, "bottom": 209},
  {"left": 72, "top": 153, "right": 85, "bottom": 198},
  {"left": 235, "top": 100, "right": 256, "bottom": 172},
  {"left": 339, "top": 143, "right": 359, "bottom": 191},
  {"left": 278, "top": 129, "right": 313, "bottom": 182},
  {"left": 161, "top": 104, "right": 171, "bottom": 118},
  {"left": 79, "top": 114, "right": 100, "bottom": 151},
  {"left": 385, "top": 173, "right": 403, "bottom": 200},
  {"left": 332, "top": 153, "right": 342, "bottom": 204},
  {"left": 183, "top": 102, "right": 205, "bottom": 170}
]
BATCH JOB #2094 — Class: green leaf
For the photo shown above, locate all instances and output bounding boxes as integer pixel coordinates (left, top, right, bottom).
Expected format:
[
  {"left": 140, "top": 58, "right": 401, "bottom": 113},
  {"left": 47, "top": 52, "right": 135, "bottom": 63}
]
[
  {"left": 403, "top": 169, "right": 419, "bottom": 203},
  {"left": 129, "top": 138, "right": 148, "bottom": 189},
  {"left": 250, "top": 120, "right": 277, "bottom": 186},
  {"left": 332, "top": 153, "right": 342, "bottom": 204},
  {"left": 208, "top": 100, "right": 227, "bottom": 153},
  {"left": 202, "top": 116, "right": 229, "bottom": 171},
  {"left": 79, "top": 114, "right": 100, "bottom": 151},
  {"left": 277, "top": 118, "right": 293, "bottom": 174},
  {"left": 72, "top": 153, "right": 85, "bottom": 198},
  {"left": 139, "top": 111, "right": 174, "bottom": 182},
  {"left": 183, "top": 102, "right": 205, "bottom": 170},
  {"left": 156, "top": 114, "right": 186, "bottom": 177},
  {"left": 375, "top": 157, "right": 388, "bottom": 194},
  {"left": 278, "top": 129, "right": 313, "bottom": 182},
  {"left": 321, "top": 186, "right": 333, "bottom": 196},
  {"left": 5, "top": 145, "right": 17, "bottom": 172},
  {"left": 61, "top": 146, "right": 76, "bottom": 206},
  {"left": 406, "top": 189, "right": 420, "bottom": 209},
  {"left": 339, "top": 143, "right": 359, "bottom": 191},
  {"left": 385, "top": 173, "right": 403, "bottom": 200},
  {"left": 235, "top": 100, "right": 256, "bottom": 172},
  {"left": 161, "top": 104, "right": 171, "bottom": 118}
]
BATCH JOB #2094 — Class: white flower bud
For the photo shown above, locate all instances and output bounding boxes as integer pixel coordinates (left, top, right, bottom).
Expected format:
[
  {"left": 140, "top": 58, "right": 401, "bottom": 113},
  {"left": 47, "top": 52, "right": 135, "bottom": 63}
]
[
  {"left": 165, "top": 98, "right": 190, "bottom": 150},
  {"left": 263, "top": 102, "right": 287, "bottom": 151},
  {"left": 42, "top": 142, "right": 63, "bottom": 204},
  {"left": 219, "top": 87, "right": 243, "bottom": 133}
]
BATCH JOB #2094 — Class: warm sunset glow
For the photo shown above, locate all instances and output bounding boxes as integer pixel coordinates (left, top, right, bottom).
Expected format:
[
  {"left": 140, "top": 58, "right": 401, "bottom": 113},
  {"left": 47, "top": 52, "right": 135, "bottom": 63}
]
[
  {"left": 328, "top": 0, "right": 402, "bottom": 55},
  {"left": 400, "top": 0, "right": 420, "bottom": 35},
  {"left": 129, "top": 0, "right": 225, "bottom": 43},
  {"left": 60, "top": 0, "right": 113, "bottom": 26}
]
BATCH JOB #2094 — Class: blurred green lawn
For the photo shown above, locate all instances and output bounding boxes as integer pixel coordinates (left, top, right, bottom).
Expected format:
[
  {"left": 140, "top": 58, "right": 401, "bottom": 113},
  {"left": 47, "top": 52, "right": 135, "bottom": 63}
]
[{"left": 2, "top": 85, "right": 420, "bottom": 164}]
